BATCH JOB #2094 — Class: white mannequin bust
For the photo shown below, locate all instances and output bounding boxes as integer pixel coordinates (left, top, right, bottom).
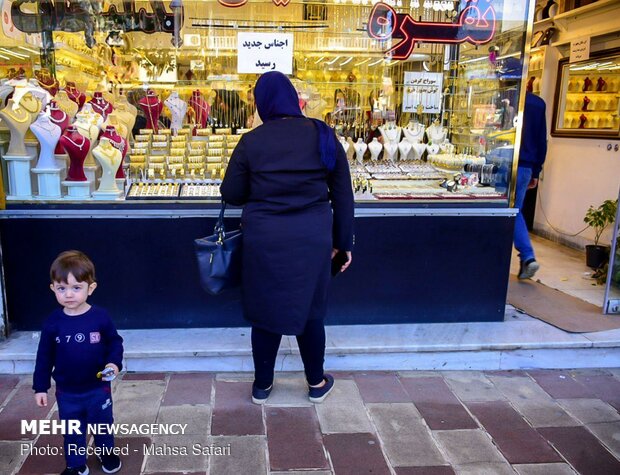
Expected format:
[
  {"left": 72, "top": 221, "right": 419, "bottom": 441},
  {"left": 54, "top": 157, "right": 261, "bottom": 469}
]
[
  {"left": 338, "top": 136, "right": 350, "bottom": 154},
  {"left": 411, "top": 142, "right": 427, "bottom": 160},
  {"left": 74, "top": 114, "right": 100, "bottom": 166},
  {"left": 30, "top": 113, "right": 61, "bottom": 169},
  {"left": 398, "top": 139, "right": 412, "bottom": 161},
  {"left": 165, "top": 91, "right": 188, "bottom": 134},
  {"left": 403, "top": 120, "right": 425, "bottom": 144},
  {"left": 427, "top": 119, "right": 448, "bottom": 144},
  {"left": 353, "top": 138, "right": 367, "bottom": 164},
  {"left": 384, "top": 141, "right": 398, "bottom": 162},
  {"left": 92, "top": 138, "right": 122, "bottom": 193},
  {"left": 368, "top": 137, "right": 383, "bottom": 161},
  {"left": 379, "top": 121, "right": 401, "bottom": 144}
]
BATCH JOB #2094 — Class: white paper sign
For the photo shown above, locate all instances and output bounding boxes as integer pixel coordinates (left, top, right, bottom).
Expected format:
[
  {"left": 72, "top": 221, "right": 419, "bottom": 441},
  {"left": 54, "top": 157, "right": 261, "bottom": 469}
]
[
  {"left": 570, "top": 38, "right": 590, "bottom": 63},
  {"left": 237, "top": 33, "right": 293, "bottom": 75},
  {"left": 402, "top": 72, "right": 443, "bottom": 114}
]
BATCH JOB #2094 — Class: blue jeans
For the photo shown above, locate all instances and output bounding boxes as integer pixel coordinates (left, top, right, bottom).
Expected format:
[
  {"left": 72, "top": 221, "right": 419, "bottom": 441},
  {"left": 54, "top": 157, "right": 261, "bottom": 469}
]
[
  {"left": 56, "top": 386, "right": 114, "bottom": 467},
  {"left": 514, "top": 166, "right": 535, "bottom": 263}
]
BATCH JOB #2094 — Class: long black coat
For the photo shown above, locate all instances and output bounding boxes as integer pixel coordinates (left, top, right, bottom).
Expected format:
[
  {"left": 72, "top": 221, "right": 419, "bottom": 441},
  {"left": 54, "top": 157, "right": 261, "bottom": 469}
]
[{"left": 220, "top": 117, "right": 354, "bottom": 335}]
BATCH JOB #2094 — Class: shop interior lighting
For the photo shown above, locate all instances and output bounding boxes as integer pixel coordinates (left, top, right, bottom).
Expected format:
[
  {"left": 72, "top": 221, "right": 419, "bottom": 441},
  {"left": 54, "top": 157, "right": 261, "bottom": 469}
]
[
  {"left": 340, "top": 57, "right": 353, "bottom": 66},
  {"left": 325, "top": 56, "right": 341, "bottom": 65},
  {"left": 354, "top": 58, "right": 371, "bottom": 66},
  {"left": 0, "top": 54, "right": 11, "bottom": 61},
  {"left": 17, "top": 46, "right": 39, "bottom": 54},
  {"left": 0, "top": 48, "right": 28, "bottom": 59},
  {"left": 367, "top": 58, "right": 384, "bottom": 66},
  {"left": 314, "top": 56, "right": 326, "bottom": 64}
]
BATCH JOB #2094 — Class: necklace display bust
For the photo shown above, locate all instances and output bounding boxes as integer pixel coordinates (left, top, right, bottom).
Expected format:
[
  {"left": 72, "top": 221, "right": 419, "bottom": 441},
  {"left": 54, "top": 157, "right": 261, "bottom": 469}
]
[
  {"left": 79, "top": 104, "right": 105, "bottom": 128},
  {"left": 398, "top": 139, "right": 413, "bottom": 161},
  {"left": 54, "top": 90, "right": 79, "bottom": 120},
  {"left": 59, "top": 125, "right": 90, "bottom": 181},
  {"left": 368, "top": 137, "right": 383, "bottom": 161},
  {"left": 353, "top": 138, "right": 367, "bottom": 164},
  {"left": 339, "top": 136, "right": 350, "bottom": 155},
  {"left": 379, "top": 121, "right": 401, "bottom": 144},
  {"left": 0, "top": 97, "right": 39, "bottom": 156},
  {"left": 116, "top": 92, "right": 138, "bottom": 118},
  {"left": 165, "top": 92, "right": 188, "bottom": 134},
  {"left": 189, "top": 90, "right": 209, "bottom": 128},
  {"left": 89, "top": 91, "right": 114, "bottom": 120},
  {"left": 139, "top": 89, "right": 164, "bottom": 132},
  {"left": 65, "top": 81, "right": 86, "bottom": 109},
  {"left": 427, "top": 119, "right": 448, "bottom": 144},
  {"left": 100, "top": 125, "right": 128, "bottom": 179},
  {"left": 74, "top": 113, "right": 100, "bottom": 166},
  {"left": 113, "top": 103, "right": 136, "bottom": 141},
  {"left": 30, "top": 113, "right": 61, "bottom": 169},
  {"left": 49, "top": 101, "right": 71, "bottom": 154},
  {"left": 92, "top": 138, "right": 122, "bottom": 193},
  {"left": 403, "top": 120, "right": 425, "bottom": 144},
  {"left": 383, "top": 141, "right": 398, "bottom": 162},
  {"left": 103, "top": 113, "right": 129, "bottom": 141}
]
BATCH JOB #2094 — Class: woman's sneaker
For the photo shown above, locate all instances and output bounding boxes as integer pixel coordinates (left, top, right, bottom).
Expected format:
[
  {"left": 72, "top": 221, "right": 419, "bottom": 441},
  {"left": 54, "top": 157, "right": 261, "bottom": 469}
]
[
  {"left": 61, "top": 466, "right": 89, "bottom": 475},
  {"left": 518, "top": 259, "right": 540, "bottom": 279},
  {"left": 98, "top": 454, "right": 122, "bottom": 474},
  {"left": 308, "top": 374, "right": 335, "bottom": 403},
  {"left": 251, "top": 383, "right": 273, "bottom": 405}
]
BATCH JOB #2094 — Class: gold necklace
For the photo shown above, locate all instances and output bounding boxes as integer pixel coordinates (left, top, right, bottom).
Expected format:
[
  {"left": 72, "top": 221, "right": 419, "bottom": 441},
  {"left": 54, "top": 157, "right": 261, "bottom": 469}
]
[
  {"left": 20, "top": 95, "right": 40, "bottom": 113},
  {"left": 1, "top": 106, "right": 30, "bottom": 123}
]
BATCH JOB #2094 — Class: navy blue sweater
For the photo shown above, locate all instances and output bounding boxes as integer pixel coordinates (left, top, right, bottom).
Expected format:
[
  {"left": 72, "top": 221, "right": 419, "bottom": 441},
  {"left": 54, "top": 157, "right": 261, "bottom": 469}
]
[
  {"left": 33, "top": 306, "right": 124, "bottom": 393},
  {"left": 519, "top": 92, "right": 548, "bottom": 179}
]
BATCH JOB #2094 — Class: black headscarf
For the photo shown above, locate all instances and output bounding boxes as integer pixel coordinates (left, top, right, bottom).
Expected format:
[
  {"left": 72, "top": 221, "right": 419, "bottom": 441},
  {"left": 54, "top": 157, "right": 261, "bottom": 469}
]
[{"left": 254, "top": 71, "right": 336, "bottom": 171}]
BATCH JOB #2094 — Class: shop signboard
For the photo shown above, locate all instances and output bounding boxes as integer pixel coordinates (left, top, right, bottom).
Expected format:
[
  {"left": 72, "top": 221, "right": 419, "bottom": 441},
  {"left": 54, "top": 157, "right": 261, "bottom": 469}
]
[
  {"left": 237, "top": 32, "right": 293, "bottom": 75},
  {"left": 570, "top": 37, "right": 590, "bottom": 63},
  {"left": 402, "top": 71, "right": 443, "bottom": 114}
]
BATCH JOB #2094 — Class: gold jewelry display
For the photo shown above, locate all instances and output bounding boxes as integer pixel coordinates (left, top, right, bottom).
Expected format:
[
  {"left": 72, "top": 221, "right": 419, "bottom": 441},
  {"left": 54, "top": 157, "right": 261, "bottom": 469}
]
[{"left": 0, "top": 106, "right": 30, "bottom": 123}]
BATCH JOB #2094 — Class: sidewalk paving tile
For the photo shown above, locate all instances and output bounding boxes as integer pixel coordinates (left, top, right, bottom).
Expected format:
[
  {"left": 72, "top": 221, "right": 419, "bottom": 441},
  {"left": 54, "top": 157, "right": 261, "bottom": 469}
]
[
  {"left": 208, "top": 435, "right": 267, "bottom": 475},
  {"left": 0, "top": 375, "right": 20, "bottom": 406},
  {"left": 315, "top": 380, "right": 373, "bottom": 433},
  {"left": 486, "top": 375, "right": 577, "bottom": 427},
  {"left": 323, "top": 432, "right": 391, "bottom": 475},
  {"left": 265, "top": 375, "right": 313, "bottom": 406},
  {"left": 0, "top": 441, "right": 27, "bottom": 475},
  {"left": 394, "top": 467, "right": 455, "bottom": 475},
  {"left": 0, "top": 386, "right": 56, "bottom": 441},
  {"left": 87, "top": 436, "right": 150, "bottom": 475},
  {"left": 17, "top": 434, "right": 65, "bottom": 474},
  {"left": 443, "top": 372, "right": 505, "bottom": 402},
  {"left": 266, "top": 406, "right": 328, "bottom": 471},
  {"left": 122, "top": 373, "right": 167, "bottom": 381},
  {"left": 433, "top": 430, "right": 507, "bottom": 465},
  {"left": 143, "top": 434, "right": 208, "bottom": 473},
  {"left": 113, "top": 379, "right": 166, "bottom": 428},
  {"left": 537, "top": 426, "right": 620, "bottom": 475},
  {"left": 367, "top": 403, "right": 445, "bottom": 466},
  {"left": 156, "top": 405, "right": 211, "bottom": 435},
  {"left": 467, "top": 401, "right": 562, "bottom": 463},
  {"left": 354, "top": 373, "right": 410, "bottom": 403},
  {"left": 162, "top": 373, "right": 212, "bottom": 406},
  {"left": 513, "top": 463, "right": 577, "bottom": 475},
  {"left": 453, "top": 462, "right": 516, "bottom": 474},
  {"left": 557, "top": 398, "right": 620, "bottom": 425},
  {"left": 400, "top": 377, "right": 478, "bottom": 430},
  {"left": 572, "top": 373, "right": 620, "bottom": 411},
  {"left": 585, "top": 421, "right": 620, "bottom": 459},
  {"left": 527, "top": 370, "right": 596, "bottom": 399},
  {"left": 211, "top": 381, "right": 264, "bottom": 436}
]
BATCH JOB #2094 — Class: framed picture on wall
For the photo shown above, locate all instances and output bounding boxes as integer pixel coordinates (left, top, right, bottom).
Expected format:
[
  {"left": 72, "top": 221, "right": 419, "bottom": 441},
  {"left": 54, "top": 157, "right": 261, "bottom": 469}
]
[{"left": 551, "top": 49, "right": 620, "bottom": 139}]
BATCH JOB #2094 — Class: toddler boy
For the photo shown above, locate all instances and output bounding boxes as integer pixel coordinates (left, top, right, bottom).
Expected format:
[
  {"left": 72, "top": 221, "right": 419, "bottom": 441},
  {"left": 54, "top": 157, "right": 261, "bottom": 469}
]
[{"left": 33, "top": 250, "right": 124, "bottom": 475}]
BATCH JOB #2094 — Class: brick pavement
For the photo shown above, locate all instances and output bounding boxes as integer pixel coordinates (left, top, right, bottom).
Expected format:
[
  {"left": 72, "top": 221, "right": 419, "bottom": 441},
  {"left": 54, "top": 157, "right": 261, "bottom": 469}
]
[{"left": 1, "top": 370, "right": 620, "bottom": 474}]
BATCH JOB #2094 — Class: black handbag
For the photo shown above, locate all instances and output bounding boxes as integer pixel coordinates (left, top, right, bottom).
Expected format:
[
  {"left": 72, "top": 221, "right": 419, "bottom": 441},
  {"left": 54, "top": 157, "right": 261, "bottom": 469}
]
[{"left": 194, "top": 201, "right": 242, "bottom": 295}]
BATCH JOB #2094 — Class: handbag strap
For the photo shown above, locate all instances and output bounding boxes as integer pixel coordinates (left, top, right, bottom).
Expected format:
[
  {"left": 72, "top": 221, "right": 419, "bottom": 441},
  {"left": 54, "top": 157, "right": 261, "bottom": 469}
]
[{"left": 214, "top": 200, "right": 227, "bottom": 242}]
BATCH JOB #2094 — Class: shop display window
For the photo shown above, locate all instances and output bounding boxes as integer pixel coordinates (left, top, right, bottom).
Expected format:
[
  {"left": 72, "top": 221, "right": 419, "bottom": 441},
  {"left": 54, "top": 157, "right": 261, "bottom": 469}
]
[
  {"left": 0, "top": 0, "right": 531, "bottom": 205},
  {"left": 551, "top": 49, "right": 620, "bottom": 139}
]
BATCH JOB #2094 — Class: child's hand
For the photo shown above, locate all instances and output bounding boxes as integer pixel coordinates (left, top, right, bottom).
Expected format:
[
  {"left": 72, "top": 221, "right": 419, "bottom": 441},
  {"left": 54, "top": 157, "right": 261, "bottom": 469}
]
[
  {"left": 98, "top": 363, "right": 119, "bottom": 382},
  {"left": 35, "top": 393, "right": 48, "bottom": 407}
]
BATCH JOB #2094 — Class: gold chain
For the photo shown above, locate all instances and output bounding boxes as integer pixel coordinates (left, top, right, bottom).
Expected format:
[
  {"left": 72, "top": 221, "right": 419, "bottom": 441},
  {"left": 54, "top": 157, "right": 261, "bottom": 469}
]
[{"left": 0, "top": 106, "right": 30, "bottom": 123}]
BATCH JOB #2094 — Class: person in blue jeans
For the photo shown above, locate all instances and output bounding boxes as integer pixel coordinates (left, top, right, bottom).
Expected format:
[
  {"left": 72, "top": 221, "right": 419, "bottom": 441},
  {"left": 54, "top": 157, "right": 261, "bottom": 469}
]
[
  {"left": 33, "top": 250, "right": 124, "bottom": 475},
  {"left": 515, "top": 92, "right": 548, "bottom": 279}
]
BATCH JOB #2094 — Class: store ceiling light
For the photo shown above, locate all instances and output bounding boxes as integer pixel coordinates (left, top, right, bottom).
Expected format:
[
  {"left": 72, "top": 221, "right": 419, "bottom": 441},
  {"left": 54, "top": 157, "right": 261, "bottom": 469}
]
[
  {"left": 17, "top": 46, "right": 39, "bottom": 54},
  {"left": 326, "top": 56, "right": 341, "bottom": 65},
  {"left": 0, "top": 48, "right": 28, "bottom": 59},
  {"left": 0, "top": 54, "right": 11, "bottom": 60},
  {"left": 354, "top": 58, "right": 371, "bottom": 66},
  {"left": 367, "top": 58, "right": 384, "bottom": 66},
  {"left": 314, "top": 56, "right": 325, "bottom": 64},
  {"left": 340, "top": 57, "right": 353, "bottom": 66}
]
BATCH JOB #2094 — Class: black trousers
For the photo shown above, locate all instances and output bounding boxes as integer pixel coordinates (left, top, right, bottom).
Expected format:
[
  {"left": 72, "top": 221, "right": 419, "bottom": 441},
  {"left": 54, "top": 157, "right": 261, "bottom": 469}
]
[{"left": 252, "top": 319, "right": 326, "bottom": 389}]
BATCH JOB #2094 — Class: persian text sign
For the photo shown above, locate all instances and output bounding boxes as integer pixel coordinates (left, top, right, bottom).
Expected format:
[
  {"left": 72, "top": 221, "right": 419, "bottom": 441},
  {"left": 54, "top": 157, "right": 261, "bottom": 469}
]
[
  {"left": 570, "top": 38, "right": 590, "bottom": 63},
  {"left": 402, "top": 72, "right": 443, "bottom": 114},
  {"left": 237, "top": 33, "right": 293, "bottom": 75}
]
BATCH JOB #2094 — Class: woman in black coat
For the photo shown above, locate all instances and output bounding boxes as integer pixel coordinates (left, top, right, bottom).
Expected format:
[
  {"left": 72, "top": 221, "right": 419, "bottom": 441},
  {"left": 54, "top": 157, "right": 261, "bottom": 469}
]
[{"left": 220, "top": 71, "right": 354, "bottom": 404}]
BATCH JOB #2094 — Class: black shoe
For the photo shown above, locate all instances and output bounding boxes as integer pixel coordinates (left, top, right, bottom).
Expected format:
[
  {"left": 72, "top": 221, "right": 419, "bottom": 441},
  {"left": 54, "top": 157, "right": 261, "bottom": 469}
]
[
  {"left": 518, "top": 259, "right": 540, "bottom": 280},
  {"left": 251, "top": 382, "right": 273, "bottom": 405},
  {"left": 61, "top": 466, "right": 89, "bottom": 475},
  {"left": 308, "top": 374, "right": 335, "bottom": 403},
  {"left": 98, "top": 454, "right": 122, "bottom": 474}
]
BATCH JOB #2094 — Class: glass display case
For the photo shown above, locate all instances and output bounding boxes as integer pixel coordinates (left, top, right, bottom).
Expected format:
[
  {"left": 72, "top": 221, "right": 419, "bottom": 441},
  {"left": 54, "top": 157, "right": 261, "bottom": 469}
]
[
  {"left": 551, "top": 49, "right": 620, "bottom": 138},
  {"left": 0, "top": 0, "right": 532, "bottom": 206}
]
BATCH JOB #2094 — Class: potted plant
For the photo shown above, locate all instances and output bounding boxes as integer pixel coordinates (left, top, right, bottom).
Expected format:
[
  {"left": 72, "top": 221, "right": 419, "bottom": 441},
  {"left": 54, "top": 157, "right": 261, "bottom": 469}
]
[{"left": 583, "top": 199, "right": 618, "bottom": 269}]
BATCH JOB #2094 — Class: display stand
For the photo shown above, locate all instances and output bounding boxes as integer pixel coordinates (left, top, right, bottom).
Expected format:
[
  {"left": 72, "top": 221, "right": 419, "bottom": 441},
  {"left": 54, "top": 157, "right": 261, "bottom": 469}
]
[
  {"left": 24, "top": 140, "right": 38, "bottom": 159},
  {"left": 84, "top": 165, "right": 97, "bottom": 194},
  {"left": 32, "top": 168, "right": 62, "bottom": 199},
  {"left": 115, "top": 178, "right": 126, "bottom": 194},
  {"left": 92, "top": 189, "right": 123, "bottom": 201},
  {"left": 2, "top": 154, "right": 34, "bottom": 199},
  {"left": 54, "top": 153, "right": 68, "bottom": 171},
  {"left": 62, "top": 180, "right": 91, "bottom": 200}
]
